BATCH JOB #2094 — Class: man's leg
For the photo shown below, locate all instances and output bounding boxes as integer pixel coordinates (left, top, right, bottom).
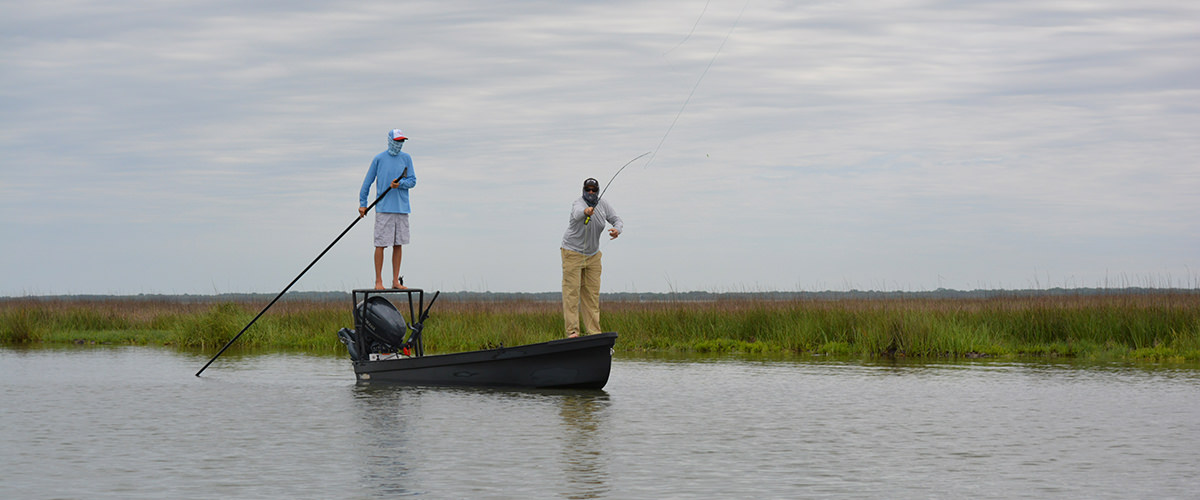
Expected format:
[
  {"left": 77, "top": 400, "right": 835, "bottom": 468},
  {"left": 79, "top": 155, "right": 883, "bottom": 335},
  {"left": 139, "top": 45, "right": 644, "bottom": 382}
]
[
  {"left": 391, "top": 245, "right": 405, "bottom": 289},
  {"left": 373, "top": 247, "right": 386, "bottom": 290},
  {"left": 373, "top": 213, "right": 391, "bottom": 290},
  {"left": 580, "top": 252, "right": 602, "bottom": 335},
  {"left": 561, "top": 248, "right": 583, "bottom": 337}
]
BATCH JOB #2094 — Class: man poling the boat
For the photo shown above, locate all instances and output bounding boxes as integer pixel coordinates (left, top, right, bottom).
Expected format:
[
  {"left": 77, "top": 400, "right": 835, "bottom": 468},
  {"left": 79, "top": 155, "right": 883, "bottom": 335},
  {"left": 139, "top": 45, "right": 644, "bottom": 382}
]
[
  {"left": 359, "top": 128, "right": 417, "bottom": 290},
  {"left": 561, "top": 177, "right": 624, "bottom": 339}
]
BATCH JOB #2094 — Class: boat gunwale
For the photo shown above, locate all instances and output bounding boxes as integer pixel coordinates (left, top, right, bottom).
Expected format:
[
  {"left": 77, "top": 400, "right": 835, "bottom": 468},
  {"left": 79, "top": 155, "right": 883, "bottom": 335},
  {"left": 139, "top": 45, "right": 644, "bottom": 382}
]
[{"left": 353, "top": 331, "right": 617, "bottom": 373}]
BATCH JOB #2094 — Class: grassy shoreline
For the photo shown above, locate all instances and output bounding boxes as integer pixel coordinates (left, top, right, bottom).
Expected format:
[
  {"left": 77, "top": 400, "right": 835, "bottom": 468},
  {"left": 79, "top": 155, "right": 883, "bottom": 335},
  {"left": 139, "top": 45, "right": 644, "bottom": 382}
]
[{"left": 3, "top": 292, "right": 1199, "bottom": 362}]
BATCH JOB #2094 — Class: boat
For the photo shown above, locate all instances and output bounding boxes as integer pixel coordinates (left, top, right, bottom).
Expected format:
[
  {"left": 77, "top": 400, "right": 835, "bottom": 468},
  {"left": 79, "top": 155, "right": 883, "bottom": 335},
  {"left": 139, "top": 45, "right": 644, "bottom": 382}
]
[{"left": 336, "top": 288, "right": 616, "bottom": 389}]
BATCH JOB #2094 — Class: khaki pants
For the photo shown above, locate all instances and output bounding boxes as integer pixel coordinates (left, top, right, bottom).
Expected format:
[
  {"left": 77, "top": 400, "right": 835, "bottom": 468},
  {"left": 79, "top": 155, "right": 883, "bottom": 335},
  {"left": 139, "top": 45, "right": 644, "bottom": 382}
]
[{"left": 561, "top": 248, "right": 602, "bottom": 336}]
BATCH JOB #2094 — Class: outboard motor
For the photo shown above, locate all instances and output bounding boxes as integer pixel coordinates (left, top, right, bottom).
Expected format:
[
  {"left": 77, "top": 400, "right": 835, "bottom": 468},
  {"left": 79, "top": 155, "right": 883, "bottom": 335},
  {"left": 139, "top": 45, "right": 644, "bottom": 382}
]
[{"left": 354, "top": 295, "right": 409, "bottom": 352}]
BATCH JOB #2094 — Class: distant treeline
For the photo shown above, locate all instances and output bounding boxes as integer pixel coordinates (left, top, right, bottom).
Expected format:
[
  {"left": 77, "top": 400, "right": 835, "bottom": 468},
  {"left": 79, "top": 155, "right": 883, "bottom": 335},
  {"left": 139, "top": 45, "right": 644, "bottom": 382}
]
[{"left": 6, "top": 287, "right": 1198, "bottom": 304}]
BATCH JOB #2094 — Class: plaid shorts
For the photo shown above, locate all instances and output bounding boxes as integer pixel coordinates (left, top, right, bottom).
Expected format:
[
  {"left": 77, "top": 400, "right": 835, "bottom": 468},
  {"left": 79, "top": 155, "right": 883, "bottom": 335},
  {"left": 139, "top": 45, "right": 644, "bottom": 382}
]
[{"left": 374, "top": 213, "right": 410, "bottom": 247}]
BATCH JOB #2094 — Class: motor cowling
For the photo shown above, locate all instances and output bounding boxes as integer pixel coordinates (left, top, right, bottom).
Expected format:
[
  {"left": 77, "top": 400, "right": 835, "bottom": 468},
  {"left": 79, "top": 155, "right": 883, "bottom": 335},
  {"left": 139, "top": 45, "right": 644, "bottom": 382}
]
[{"left": 354, "top": 296, "right": 408, "bottom": 351}]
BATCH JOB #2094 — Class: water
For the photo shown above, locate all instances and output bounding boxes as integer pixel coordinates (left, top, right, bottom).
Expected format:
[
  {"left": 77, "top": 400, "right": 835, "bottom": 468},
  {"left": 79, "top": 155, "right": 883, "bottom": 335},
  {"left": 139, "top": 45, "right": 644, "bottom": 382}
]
[{"left": 2, "top": 347, "right": 1198, "bottom": 499}]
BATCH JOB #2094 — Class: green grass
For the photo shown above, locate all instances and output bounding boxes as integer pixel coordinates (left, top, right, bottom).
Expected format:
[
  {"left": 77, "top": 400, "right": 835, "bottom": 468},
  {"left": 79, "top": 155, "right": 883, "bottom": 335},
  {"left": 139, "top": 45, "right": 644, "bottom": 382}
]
[{"left": 3, "top": 292, "right": 1200, "bottom": 362}]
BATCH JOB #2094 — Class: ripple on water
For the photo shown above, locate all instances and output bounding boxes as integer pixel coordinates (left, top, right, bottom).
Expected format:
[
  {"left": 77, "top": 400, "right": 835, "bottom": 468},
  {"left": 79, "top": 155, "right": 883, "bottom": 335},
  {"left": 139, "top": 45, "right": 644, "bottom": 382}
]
[{"left": 2, "top": 347, "right": 1198, "bottom": 499}]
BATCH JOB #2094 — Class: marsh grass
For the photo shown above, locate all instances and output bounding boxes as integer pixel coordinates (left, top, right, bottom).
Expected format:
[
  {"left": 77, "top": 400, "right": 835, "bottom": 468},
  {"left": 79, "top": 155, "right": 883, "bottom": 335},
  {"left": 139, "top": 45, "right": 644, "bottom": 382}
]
[
  {"left": 3, "top": 292, "right": 1199, "bottom": 361},
  {"left": 0, "top": 304, "right": 50, "bottom": 343}
]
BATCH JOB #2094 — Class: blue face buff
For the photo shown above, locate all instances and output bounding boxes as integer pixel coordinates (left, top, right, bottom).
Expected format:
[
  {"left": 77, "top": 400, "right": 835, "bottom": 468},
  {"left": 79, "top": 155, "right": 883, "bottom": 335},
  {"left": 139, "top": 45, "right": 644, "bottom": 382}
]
[{"left": 388, "top": 139, "right": 405, "bottom": 156}]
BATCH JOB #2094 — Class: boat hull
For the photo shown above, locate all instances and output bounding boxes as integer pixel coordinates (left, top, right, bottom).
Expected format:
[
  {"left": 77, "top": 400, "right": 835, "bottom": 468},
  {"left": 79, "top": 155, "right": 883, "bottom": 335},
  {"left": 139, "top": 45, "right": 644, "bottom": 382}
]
[{"left": 353, "top": 332, "right": 617, "bottom": 389}]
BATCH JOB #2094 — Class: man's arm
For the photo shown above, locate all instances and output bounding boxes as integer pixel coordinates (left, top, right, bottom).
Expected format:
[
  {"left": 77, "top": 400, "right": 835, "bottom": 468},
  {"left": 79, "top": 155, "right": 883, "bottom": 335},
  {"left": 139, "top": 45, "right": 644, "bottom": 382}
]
[
  {"left": 359, "top": 160, "right": 379, "bottom": 207},
  {"left": 397, "top": 159, "right": 416, "bottom": 189},
  {"left": 570, "top": 198, "right": 589, "bottom": 221},
  {"left": 604, "top": 201, "right": 623, "bottom": 232}
]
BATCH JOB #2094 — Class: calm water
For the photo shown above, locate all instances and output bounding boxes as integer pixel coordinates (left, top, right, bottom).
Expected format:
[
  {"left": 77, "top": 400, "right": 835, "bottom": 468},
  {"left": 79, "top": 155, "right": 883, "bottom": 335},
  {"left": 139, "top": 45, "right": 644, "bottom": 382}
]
[{"left": 2, "top": 347, "right": 1198, "bottom": 499}]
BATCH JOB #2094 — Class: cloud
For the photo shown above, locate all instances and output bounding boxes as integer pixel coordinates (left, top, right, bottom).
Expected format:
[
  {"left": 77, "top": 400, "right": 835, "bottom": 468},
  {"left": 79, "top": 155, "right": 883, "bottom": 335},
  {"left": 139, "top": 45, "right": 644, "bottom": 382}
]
[{"left": 1, "top": 0, "right": 1197, "bottom": 295}]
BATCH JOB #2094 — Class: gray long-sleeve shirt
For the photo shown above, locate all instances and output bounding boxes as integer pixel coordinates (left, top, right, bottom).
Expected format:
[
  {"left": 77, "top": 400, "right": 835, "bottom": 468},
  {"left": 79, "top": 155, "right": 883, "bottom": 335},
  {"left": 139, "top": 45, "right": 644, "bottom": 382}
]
[{"left": 561, "top": 197, "right": 623, "bottom": 256}]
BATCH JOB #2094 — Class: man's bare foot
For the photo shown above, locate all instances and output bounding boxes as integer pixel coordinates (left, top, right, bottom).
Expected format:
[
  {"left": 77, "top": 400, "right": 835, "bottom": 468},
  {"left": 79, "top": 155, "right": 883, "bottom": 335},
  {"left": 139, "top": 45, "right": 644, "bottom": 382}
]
[
  {"left": 392, "top": 282, "right": 407, "bottom": 289},
  {"left": 567, "top": 333, "right": 580, "bottom": 338},
  {"left": 374, "top": 280, "right": 385, "bottom": 290}
]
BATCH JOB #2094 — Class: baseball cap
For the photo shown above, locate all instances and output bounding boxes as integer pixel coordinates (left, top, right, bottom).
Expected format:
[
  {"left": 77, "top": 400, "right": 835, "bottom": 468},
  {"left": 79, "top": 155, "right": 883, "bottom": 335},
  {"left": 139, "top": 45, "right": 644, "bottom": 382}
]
[{"left": 389, "top": 129, "right": 408, "bottom": 141}]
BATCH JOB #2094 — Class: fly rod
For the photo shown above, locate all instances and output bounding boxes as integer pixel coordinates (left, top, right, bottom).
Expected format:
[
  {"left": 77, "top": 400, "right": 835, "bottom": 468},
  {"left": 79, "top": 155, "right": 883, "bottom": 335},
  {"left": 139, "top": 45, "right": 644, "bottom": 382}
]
[
  {"left": 196, "top": 168, "right": 407, "bottom": 377},
  {"left": 585, "top": 151, "right": 650, "bottom": 225}
]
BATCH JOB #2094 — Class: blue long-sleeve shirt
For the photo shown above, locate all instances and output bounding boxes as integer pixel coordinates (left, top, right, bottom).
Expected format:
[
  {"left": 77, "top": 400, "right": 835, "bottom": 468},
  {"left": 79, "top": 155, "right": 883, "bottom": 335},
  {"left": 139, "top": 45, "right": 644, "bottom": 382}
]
[{"left": 360, "top": 151, "right": 416, "bottom": 213}]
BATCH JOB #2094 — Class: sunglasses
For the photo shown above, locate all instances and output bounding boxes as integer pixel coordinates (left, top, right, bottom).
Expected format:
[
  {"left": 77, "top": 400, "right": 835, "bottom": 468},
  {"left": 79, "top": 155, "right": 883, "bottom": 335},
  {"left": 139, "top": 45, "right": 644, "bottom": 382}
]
[{"left": 584, "top": 186, "right": 599, "bottom": 193}]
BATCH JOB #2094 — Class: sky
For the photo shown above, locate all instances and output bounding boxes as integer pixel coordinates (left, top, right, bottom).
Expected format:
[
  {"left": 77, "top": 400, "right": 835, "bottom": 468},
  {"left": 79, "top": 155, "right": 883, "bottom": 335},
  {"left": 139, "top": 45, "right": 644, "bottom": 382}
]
[{"left": 2, "top": 0, "right": 1198, "bottom": 296}]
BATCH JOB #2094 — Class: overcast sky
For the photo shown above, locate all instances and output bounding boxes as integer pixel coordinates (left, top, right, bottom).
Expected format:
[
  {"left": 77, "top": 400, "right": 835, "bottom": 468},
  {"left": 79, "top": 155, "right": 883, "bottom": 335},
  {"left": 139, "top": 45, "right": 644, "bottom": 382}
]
[{"left": 2, "top": 0, "right": 1197, "bottom": 296}]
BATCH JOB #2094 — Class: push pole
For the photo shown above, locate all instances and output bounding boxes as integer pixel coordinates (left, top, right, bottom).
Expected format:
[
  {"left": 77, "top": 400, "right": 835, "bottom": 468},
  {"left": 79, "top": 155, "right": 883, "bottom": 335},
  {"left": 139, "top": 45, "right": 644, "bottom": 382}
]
[{"left": 196, "top": 170, "right": 406, "bottom": 376}]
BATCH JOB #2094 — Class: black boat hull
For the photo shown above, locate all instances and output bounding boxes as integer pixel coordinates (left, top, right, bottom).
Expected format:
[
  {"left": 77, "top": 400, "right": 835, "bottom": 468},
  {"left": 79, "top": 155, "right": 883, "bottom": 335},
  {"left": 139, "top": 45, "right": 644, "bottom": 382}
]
[{"left": 353, "top": 332, "right": 617, "bottom": 389}]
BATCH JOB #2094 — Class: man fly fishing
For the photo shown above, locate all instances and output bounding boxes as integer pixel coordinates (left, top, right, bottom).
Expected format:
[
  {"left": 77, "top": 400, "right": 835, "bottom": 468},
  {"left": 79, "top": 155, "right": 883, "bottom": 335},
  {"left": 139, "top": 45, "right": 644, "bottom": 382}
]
[{"left": 560, "top": 177, "right": 623, "bottom": 338}]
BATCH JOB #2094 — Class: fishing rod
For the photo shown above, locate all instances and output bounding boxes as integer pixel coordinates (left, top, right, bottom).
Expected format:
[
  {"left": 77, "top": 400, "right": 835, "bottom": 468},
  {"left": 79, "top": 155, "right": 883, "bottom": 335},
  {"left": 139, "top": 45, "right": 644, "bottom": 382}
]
[
  {"left": 196, "top": 168, "right": 407, "bottom": 377},
  {"left": 585, "top": 151, "right": 650, "bottom": 225}
]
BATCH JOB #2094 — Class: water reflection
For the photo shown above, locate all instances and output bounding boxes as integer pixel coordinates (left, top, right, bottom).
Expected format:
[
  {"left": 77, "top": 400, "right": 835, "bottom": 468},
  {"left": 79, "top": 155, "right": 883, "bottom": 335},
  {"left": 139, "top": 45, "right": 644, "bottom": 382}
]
[
  {"left": 347, "top": 384, "right": 612, "bottom": 498},
  {"left": 351, "top": 385, "right": 418, "bottom": 497},
  {"left": 557, "top": 392, "right": 611, "bottom": 499}
]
